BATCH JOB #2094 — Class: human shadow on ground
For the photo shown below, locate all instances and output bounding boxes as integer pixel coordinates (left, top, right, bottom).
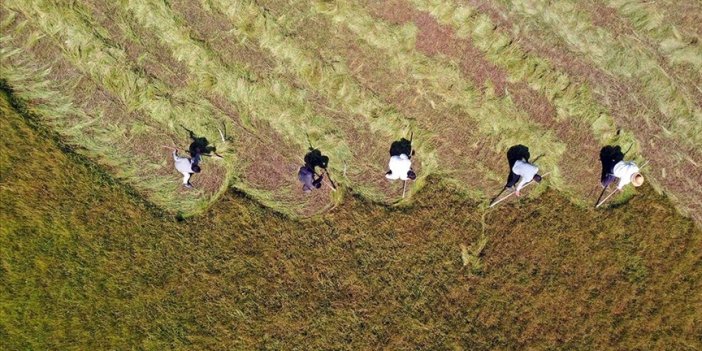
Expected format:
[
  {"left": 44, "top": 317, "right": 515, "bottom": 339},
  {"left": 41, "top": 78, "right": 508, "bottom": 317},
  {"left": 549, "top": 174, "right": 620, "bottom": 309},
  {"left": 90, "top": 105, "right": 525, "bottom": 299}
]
[
  {"left": 505, "top": 144, "right": 531, "bottom": 187},
  {"left": 304, "top": 148, "right": 329, "bottom": 170},
  {"left": 182, "top": 126, "right": 217, "bottom": 157},
  {"left": 599, "top": 145, "right": 624, "bottom": 185},
  {"left": 389, "top": 138, "right": 413, "bottom": 158}
]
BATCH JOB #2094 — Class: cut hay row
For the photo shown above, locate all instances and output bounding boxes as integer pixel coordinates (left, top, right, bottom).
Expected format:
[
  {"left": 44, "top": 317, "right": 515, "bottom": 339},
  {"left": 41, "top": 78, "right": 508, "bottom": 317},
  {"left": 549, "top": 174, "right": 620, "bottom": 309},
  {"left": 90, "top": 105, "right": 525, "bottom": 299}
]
[
  {"left": 256, "top": 0, "right": 518, "bottom": 198},
  {"left": 74, "top": 1, "right": 334, "bottom": 217},
  {"left": 120, "top": 0, "right": 388, "bottom": 212},
  {"left": 312, "top": 0, "right": 568, "bottom": 193},
  {"left": 409, "top": 0, "right": 633, "bottom": 145},
  {"left": 2, "top": 0, "right": 239, "bottom": 215},
  {"left": 500, "top": 0, "right": 702, "bottom": 148},
  {"left": 202, "top": 0, "right": 440, "bottom": 200},
  {"left": 406, "top": 0, "right": 640, "bottom": 201},
  {"left": 119, "top": 0, "right": 355, "bottom": 188},
  {"left": 411, "top": 0, "right": 702, "bottom": 223},
  {"left": 0, "top": 15, "right": 182, "bottom": 202},
  {"left": 71, "top": 1, "right": 336, "bottom": 216},
  {"left": 0, "top": 35, "right": 141, "bottom": 181},
  {"left": 601, "top": 0, "right": 702, "bottom": 70}
]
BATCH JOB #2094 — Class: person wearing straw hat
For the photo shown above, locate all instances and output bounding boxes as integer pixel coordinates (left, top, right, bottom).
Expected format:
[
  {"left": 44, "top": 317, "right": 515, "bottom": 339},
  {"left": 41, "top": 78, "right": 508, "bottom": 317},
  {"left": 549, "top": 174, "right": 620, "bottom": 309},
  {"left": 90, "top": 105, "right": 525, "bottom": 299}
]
[
  {"left": 173, "top": 149, "right": 201, "bottom": 188},
  {"left": 611, "top": 160, "right": 644, "bottom": 190}
]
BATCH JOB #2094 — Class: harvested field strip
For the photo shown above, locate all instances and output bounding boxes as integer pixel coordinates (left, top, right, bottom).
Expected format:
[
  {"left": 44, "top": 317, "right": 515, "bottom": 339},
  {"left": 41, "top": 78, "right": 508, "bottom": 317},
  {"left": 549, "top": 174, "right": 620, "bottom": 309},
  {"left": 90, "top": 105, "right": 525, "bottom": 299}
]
[
  {"left": 409, "top": 0, "right": 629, "bottom": 144},
  {"left": 499, "top": 0, "right": 702, "bottom": 147},
  {"left": 2, "top": 0, "right": 237, "bottom": 215},
  {"left": 0, "top": 16, "right": 182, "bottom": 202},
  {"left": 0, "top": 36, "right": 144, "bottom": 180},
  {"left": 313, "top": 0, "right": 568, "bottom": 194},
  {"left": 75, "top": 0, "right": 329, "bottom": 216},
  {"left": 202, "top": 0, "right": 439, "bottom": 200},
  {"left": 118, "top": 0, "right": 355, "bottom": 191},
  {"left": 601, "top": 0, "right": 702, "bottom": 70},
  {"left": 251, "top": 0, "right": 500, "bottom": 198},
  {"left": 263, "top": 0, "right": 524, "bottom": 197},
  {"left": 427, "top": 0, "right": 702, "bottom": 224},
  {"left": 404, "top": 0, "right": 636, "bottom": 200},
  {"left": 77, "top": 0, "right": 192, "bottom": 89}
]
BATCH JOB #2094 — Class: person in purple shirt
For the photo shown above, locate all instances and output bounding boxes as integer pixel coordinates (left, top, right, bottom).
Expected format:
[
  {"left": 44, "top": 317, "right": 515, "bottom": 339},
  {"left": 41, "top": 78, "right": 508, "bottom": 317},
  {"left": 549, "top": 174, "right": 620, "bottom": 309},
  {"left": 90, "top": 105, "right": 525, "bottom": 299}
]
[{"left": 298, "top": 164, "right": 323, "bottom": 193}]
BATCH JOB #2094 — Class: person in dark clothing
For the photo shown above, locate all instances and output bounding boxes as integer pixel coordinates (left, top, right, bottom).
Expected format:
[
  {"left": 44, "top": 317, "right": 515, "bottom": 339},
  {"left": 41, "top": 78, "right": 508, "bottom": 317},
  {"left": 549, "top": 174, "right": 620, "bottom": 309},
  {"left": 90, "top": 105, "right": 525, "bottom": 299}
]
[
  {"left": 298, "top": 165, "right": 323, "bottom": 193},
  {"left": 599, "top": 145, "right": 625, "bottom": 188}
]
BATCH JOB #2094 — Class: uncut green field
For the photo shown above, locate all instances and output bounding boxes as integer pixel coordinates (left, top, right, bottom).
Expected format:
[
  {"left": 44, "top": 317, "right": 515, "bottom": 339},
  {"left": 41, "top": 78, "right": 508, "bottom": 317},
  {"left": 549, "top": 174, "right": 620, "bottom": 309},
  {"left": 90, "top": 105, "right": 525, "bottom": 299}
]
[{"left": 1, "top": 0, "right": 702, "bottom": 349}]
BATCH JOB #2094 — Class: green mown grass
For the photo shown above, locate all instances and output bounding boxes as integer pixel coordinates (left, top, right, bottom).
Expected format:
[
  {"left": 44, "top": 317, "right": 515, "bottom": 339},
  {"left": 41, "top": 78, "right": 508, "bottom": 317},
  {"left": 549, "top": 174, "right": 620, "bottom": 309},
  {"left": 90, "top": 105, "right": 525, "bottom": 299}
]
[
  {"left": 2, "top": 1, "right": 237, "bottom": 216},
  {"left": 498, "top": 0, "right": 702, "bottom": 147},
  {"left": 603, "top": 0, "right": 702, "bottom": 70},
  {"left": 2, "top": 87, "right": 701, "bottom": 350}
]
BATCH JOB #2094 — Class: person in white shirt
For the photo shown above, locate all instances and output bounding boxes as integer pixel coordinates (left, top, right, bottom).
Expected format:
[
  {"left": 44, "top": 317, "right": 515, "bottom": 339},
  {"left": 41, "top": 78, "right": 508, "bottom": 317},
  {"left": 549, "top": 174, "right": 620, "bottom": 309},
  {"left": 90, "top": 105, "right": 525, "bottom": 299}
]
[
  {"left": 386, "top": 153, "right": 416, "bottom": 181},
  {"left": 173, "top": 149, "right": 201, "bottom": 188},
  {"left": 612, "top": 161, "right": 643, "bottom": 190},
  {"left": 508, "top": 159, "right": 542, "bottom": 197}
]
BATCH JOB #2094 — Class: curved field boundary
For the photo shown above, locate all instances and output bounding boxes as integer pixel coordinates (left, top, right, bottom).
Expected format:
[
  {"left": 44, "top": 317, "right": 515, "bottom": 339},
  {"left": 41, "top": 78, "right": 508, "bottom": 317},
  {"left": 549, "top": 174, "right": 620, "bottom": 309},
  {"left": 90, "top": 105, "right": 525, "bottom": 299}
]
[
  {"left": 602, "top": 0, "right": 702, "bottom": 71},
  {"left": 2, "top": 1, "right": 320, "bottom": 217},
  {"left": 408, "top": 0, "right": 702, "bottom": 223},
  {"left": 77, "top": 0, "right": 338, "bottom": 217},
  {"left": 0, "top": 5, "right": 237, "bottom": 215},
  {"left": 201, "top": 0, "right": 440, "bottom": 202},
  {"left": 406, "top": 0, "right": 643, "bottom": 201},
  {"left": 499, "top": 0, "right": 702, "bottom": 148},
  {"left": 0, "top": 34, "right": 144, "bottom": 183},
  {"left": 312, "top": 0, "right": 568, "bottom": 196},
  {"left": 118, "top": 0, "right": 354, "bottom": 185}
]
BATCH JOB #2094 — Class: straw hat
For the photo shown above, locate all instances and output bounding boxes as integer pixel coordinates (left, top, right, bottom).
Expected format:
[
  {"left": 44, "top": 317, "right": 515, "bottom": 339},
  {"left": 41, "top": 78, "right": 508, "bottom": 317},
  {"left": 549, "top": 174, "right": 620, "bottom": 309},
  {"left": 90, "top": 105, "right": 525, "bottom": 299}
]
[{"left": 631, "top": 173, "right": 644, "bottom": 187}]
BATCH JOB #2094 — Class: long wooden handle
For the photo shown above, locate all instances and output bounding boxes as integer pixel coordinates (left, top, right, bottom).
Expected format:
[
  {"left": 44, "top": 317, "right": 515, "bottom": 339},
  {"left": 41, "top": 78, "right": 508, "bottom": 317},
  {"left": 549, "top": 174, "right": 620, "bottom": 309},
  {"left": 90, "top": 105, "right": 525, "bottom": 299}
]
[
  {"left": 596, "top": 189, "right": 619, "bottom": 208},
  {"left": 489, "top": 171, "right": 551, "bottom": 208}
]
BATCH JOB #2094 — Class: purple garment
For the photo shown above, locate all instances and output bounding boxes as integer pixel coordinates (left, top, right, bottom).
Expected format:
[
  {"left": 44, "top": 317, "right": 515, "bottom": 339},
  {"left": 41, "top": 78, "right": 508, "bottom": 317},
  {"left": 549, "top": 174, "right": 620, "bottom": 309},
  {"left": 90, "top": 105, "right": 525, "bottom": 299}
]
[{"left": 298, "top": 166, "right": 315, "bottom": 192}]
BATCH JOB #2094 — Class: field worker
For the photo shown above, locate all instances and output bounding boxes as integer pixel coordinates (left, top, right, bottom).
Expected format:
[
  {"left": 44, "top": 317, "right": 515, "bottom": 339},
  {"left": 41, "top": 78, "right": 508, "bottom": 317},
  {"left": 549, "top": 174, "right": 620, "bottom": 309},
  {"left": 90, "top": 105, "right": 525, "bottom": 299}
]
[
  {"left": 386, "top": 153, "right": 416, "bottom": 181},
  {"left": 298, "top": 164, "right": 323, "bottom": 193},
  {"left": 506, "top": 158, "right": 542, "bottom": 197},
  {"left": 173, "top": 149, "right": 201, "bottom": 188},
  {"left": 609, "top": 161, "right": 644, "bottom": 190}
]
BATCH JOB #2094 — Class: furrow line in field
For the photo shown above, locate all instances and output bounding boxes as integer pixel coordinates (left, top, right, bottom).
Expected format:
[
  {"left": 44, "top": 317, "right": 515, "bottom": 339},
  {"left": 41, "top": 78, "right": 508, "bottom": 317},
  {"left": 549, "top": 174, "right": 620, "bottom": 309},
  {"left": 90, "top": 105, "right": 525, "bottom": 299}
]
[
  {"left": 499, "top": 0, "right": 702, "bottom": 148},
  {"left": 203, "top": 0, "right": 439, "bottom": 201},
  {"left": 405, "top": 0, "right": 638, "bottom": 200},
  {"left": 409, "top": 0, "right": 702, "bottom": 223},
  {"left": 410, "top": 0, "right": 631, "bottom": 144},
  {"left": 119, "top": 0, "right": 354, "bottom": 189},
  {"left": 0, "top": 37, "right": 142, "bottom": 182},
  {"left": 312, "top": 0, "right": 569, "bottom": 194},
  {"left": 600, "top": 0, "right": 702, "bottom": 71},
  {"left": 76, "top": 0, "right": 339, "bottom": 217},
  {"left": 3, "top": 0, "right": 238, "bottom": 215}
]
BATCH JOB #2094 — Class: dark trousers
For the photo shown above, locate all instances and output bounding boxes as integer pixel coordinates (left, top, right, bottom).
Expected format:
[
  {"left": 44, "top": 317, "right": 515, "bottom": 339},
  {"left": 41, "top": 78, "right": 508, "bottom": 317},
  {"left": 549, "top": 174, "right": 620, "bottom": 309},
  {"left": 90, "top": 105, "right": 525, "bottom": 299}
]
[{"left": 506, "top": 172, "right": 521, "bottom": 188}]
